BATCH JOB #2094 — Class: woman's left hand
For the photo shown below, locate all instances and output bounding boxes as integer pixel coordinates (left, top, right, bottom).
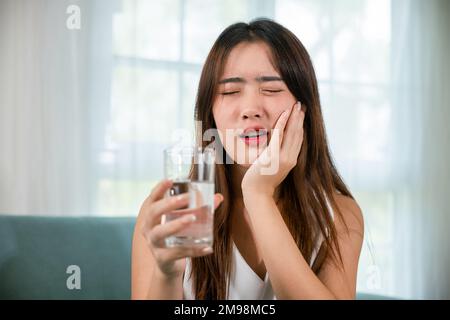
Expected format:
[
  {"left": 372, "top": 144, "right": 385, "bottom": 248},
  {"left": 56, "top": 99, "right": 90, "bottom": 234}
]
[{"left": 241, "top": 101, "right": 306, "bottom": 198}]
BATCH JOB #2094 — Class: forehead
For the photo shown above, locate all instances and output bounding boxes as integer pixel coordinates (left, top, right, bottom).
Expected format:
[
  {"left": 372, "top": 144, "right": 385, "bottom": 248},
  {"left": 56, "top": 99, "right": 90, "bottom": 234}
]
[{"left": 221, "top": 41, "right": 279, "bottom": 78}]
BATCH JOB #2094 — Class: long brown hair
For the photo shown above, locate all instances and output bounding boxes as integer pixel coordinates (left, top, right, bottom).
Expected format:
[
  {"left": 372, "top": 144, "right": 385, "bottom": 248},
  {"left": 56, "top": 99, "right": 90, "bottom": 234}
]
[{"left": 190, "top": 18, "right": 353, "bottom": 299}]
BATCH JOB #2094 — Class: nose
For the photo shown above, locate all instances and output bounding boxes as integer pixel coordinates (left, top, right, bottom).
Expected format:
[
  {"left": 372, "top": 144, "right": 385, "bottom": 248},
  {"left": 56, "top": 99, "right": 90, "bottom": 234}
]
[
  {"left": 242, "top": 108, "right": 262, "bottom": 120},
  {"left": 240, "top": 92, "right": 264, "bottom": 120}
]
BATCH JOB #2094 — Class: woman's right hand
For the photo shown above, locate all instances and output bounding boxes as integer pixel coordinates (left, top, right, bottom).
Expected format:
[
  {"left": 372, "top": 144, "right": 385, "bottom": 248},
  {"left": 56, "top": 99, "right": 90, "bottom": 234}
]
[{"left": 139, "top": 179, "right": 224, "bottom": 280}]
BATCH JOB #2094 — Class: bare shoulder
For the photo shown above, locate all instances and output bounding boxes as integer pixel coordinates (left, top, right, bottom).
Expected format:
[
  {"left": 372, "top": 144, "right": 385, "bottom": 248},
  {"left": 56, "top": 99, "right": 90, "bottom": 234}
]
[
  {"left": 318, "top": 194, "right": 364, "bottom": 298},
  {"left": 333, "top": 193, "right": 364, "bottom": 237}
]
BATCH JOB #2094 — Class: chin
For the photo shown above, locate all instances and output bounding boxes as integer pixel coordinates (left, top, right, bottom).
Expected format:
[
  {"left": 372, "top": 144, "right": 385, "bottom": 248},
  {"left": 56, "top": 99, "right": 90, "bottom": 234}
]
[
  {"left": 231, "top": 149, "right": 262, "bottom": 166},
  {"left": 236, "top": 161, "right": 253, "bottom": 168}
]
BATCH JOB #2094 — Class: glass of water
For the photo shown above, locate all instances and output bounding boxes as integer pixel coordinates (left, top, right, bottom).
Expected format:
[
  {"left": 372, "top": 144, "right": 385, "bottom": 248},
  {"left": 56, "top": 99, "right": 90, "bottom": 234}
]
[{"left": 162, "top": 145, "right": 215, "bottom": 247}]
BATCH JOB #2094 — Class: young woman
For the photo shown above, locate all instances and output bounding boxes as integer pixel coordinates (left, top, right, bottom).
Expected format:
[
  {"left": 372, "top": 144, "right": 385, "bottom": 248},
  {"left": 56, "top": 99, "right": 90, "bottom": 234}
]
[{"left": 131, "top": 18, "right": 364, "bottom": 300}]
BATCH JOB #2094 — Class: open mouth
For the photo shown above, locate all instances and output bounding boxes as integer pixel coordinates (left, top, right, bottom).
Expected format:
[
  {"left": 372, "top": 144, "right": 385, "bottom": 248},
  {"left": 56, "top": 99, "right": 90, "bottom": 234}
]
[{"left": 238, "top": 129, "right": 268, "bottom": 145}]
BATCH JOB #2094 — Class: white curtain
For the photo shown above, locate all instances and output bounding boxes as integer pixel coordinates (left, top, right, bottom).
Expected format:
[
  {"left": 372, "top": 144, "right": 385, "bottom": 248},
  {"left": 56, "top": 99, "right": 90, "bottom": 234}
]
[
  {"left": 0, "top": 0, "right": 115, "bottom": 215},
  {"left": 390, "top": 0, "right": 450, "bottom": 299},
  {"left": 0, "top": 0, "right": 449, "bottom": 299}
]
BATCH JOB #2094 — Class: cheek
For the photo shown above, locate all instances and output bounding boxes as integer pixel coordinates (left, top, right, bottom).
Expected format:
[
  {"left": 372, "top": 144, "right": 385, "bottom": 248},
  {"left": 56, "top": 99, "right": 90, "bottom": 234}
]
[
  {"left": 212, "top": 110, "right": 239, "bottom": 159},
  {"left": 212, "top": 106, "right": 232, "bottom": 148},
  {"left": 267, "top": 95, "right": 297, "bottom": 120},
  {"left": 265, "top": 99, "right": 291, "bottom": 121},
  {"left": 274, "top": 91, "right": 296, "bottom": 105},
  {"left": 212, "top": 102, "right": 235, "bottom": 132}
]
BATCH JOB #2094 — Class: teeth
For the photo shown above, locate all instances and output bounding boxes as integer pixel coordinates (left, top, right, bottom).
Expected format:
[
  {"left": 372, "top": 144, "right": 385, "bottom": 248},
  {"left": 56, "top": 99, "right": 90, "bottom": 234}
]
[
  {"left": 246, "top": 131, "right": 260, "bottom": 138},
  {"left": 241, "top": 130, "right": 267, "bottom": 138}
]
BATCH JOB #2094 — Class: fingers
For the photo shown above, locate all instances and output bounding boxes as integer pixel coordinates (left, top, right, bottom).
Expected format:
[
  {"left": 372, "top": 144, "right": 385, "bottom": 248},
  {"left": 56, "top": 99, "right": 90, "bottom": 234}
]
[
  {"left": 272, "top": 103, "right": 297, "bottom": 148},
  {"left": 139, "top": 180, "right": 174, "bottom": 231},
  {"left": 293, "top": 102, "right": 306, "bottom": 152},
  {"left": 155, "top": 245, "right": 214, "bottom": 262},
  {"left": 149, "top": 193, "right": 191, "bottom": 226},
  {"left": 148, "top": 179, "right": 173, "bottom": 203},
  {"left": 151, "top": 192, "right": 224, "bottom": 225},
  {"left": 282, "top": 101, "right": 306, "bottom": 155},
  {"left": 295, "top": 103, "right": 306, "bottom": 153},
  {"left": 146, "top": 191, "right": 224, "bottom": 231},
  {"left": 149, "top": 213, "right": 197, "bottom": 247},
  {"left": 149, "top": 193, "right": 223, "bottom": 249},
  {"left": 213, "top": 193, "right": 224, "bottom": 210},
  {"left": 272, "top": 104, "right": 294, "bottom": 147}
]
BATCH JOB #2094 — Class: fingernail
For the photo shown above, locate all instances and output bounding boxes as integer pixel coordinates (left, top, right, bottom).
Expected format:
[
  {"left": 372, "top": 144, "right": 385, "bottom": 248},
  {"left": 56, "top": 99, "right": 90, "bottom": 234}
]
[
  {"left": 202, "top": 247, "right": 213, "bottom": 253},
  {"left": 297, "top": 101, "right": 302, "bottom": 111},
  {"left": 183, "top": 214, "right": 196, "bottom": 222},
  {"left": 176, "top": 194, "right": 188, "bottom": 201}
]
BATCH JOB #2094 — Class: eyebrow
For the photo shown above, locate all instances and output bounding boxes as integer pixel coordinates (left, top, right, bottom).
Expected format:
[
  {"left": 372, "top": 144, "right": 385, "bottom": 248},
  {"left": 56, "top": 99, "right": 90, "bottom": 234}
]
[{"left": 218, "top": 76, "right": 283, "bottom": 84}]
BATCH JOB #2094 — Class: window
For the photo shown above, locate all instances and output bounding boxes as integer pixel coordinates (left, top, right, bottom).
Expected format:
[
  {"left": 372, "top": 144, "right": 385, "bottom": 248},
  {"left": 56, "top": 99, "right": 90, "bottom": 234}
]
[
  {"left": 275, "top": 0, "right": 393, "bottom": 297},
  {"left": 103, "top": 0, "right": 393, "bottom": 297}
]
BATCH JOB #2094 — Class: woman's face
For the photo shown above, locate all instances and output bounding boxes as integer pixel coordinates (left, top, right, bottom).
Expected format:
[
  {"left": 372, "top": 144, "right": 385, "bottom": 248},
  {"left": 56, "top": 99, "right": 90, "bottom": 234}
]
[{"left": 212, "top": 41, "right": 297, "bottom": 166}]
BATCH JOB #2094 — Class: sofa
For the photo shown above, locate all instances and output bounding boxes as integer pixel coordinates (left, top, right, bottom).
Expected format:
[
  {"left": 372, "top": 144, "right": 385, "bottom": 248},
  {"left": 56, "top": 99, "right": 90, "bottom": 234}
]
[{"left": 0, "top": 214, "right": 393, "bottom": 300}]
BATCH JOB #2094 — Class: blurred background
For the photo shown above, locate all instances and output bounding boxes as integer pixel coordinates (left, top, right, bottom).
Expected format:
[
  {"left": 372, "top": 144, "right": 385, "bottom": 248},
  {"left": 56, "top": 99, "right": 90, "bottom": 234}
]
[{"left": 0, "top": 0, "right": 449, "bottom": 299}]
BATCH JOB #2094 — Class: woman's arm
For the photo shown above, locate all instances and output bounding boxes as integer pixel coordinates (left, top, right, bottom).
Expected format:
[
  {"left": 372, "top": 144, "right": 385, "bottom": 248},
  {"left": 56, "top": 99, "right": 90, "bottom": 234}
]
[
  {"left": 131, "top": 180, "right": 222, "bottom": 300},
  {"left": 240, "top": 102, "right": 364, "bottom": 299},
  {"left": 131, "top": 208, "right": 184, "bottom": 300},
  {"left": 243, "top": 191, "right": 364, "bottom": 300}
]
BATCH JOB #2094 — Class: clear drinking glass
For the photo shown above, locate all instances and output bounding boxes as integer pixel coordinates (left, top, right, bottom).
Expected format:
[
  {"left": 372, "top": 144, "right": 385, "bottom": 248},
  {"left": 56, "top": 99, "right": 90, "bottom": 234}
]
[{"left": 162, "top": 145, "right": 215, "bottom": 247}]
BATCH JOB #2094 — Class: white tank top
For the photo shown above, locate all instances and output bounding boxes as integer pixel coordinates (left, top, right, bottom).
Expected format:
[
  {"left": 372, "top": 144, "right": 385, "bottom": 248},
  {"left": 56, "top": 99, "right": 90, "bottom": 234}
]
[{"left": 183, "top": 197, "right": 334, "bottom": 300}]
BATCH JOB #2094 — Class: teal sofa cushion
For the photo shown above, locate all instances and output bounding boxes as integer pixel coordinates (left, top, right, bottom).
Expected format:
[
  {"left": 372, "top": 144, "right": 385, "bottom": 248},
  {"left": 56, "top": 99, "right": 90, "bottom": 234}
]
[
  {"left": 0, "top": 215, "right": 135, "bottom": 299},
  {"left": 0, "top": 214, "right": 397, "bottom": 300}
]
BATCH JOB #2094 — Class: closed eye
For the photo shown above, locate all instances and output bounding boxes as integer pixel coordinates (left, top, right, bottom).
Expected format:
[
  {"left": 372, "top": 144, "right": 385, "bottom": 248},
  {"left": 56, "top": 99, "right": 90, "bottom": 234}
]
[
  {"left": 220, "top": 91, "right": 240, "bottom": 96},
  {"left": 263, "top": 89, "right": 283, "bottom": 93}
]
